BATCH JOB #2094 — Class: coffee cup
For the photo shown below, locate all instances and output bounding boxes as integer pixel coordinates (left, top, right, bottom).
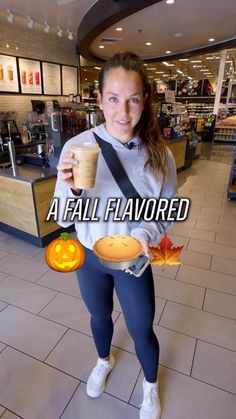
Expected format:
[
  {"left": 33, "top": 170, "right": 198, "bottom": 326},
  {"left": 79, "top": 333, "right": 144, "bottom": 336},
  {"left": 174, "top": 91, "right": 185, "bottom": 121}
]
[{"left": 70, "top": 142, "right": 100, "bottom": 189}]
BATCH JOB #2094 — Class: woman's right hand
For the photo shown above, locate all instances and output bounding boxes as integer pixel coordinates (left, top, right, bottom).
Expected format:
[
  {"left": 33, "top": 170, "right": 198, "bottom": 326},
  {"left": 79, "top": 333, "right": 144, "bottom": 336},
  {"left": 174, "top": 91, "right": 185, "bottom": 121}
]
[{"left": 57, "top": 151, "right": 81, "bottom": 194}]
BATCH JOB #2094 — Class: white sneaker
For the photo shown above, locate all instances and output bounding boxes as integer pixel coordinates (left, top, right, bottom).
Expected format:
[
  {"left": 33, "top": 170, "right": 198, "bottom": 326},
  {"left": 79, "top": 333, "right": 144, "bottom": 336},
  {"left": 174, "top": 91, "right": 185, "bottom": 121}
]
[
  {"left": 139, "top": 378, "right": 161, "bottom": 419},
  {"left": 86, "top": 354, "right": 115, "bottom": 398}
]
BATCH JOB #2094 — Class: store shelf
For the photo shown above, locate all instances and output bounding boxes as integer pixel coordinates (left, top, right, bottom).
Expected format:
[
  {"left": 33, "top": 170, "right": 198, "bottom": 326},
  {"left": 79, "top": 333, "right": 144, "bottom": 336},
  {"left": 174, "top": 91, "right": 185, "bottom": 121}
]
[
  {"left": 213, "top": 125, "right": 236, "bottom": 143},
  {"left": 227, "top": 147, "right": 236, "bottom": 200}
]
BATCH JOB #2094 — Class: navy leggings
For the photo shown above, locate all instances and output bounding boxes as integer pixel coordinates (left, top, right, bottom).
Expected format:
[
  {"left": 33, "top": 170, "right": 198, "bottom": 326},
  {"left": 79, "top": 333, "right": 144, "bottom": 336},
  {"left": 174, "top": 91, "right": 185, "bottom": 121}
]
[{"left": 76, "top": 248, "right": 160, "bottom": 383}]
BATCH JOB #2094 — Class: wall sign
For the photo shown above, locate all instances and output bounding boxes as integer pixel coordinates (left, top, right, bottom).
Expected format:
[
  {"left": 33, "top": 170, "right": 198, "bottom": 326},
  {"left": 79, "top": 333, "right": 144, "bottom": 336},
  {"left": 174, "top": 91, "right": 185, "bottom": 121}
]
[
  {"left": 0, "top": 54, "right": 19, "bottom": 93},
  {"left": 18, "top": 58, "right": 42, "bottom": 94},
  {"left": 62, "top": 65, "right": 78, "bottom": 95},
  {"left": 42, "top": 62, "right": 61, "bottom": 95}
]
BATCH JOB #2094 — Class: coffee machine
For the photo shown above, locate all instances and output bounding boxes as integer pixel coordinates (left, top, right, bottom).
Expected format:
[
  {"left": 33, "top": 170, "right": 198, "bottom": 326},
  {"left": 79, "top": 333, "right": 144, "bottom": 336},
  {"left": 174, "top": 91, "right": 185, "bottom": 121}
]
[
  {"left": 46, "top": 100, "right": 88, "bottom": 158},
  {"left": 0, "top": 112, "right": 22, "bottom": 146}
]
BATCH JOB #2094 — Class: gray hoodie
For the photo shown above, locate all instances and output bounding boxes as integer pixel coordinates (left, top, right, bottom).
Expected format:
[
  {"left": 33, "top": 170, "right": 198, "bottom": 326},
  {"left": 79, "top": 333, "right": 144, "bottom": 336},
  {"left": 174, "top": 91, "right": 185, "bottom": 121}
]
[{"left": 54, "top": 123, "right": 178, "bottom": 249}]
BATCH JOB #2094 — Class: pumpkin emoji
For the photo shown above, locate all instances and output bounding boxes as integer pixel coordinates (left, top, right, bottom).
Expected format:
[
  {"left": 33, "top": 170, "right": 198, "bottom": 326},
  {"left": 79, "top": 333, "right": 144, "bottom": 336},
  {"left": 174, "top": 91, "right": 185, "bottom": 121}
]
[{"left": 45, "top": 232, "right": 85, "bottom": 272}]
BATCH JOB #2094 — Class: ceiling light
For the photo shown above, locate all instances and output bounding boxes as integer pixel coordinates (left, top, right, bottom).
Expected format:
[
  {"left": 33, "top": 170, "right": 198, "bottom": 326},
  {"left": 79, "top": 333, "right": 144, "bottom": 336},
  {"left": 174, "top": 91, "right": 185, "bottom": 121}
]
[
  {"left": 206, "top": 56, "right": 214, "bottom": 60},
  {"left": 6, "top": 44, "right": 9, "bottom": 48},
  {"left": 44, "top": 22, "right": 50, "bottom": 34},
  {"left": 193, "top": 65, "right": 202, "bottom": 68},
  {"left": 6, "top": 9, "right": 14, "bottom": 24},
  {"left": 144, "top": 63, "right": 148, "bottom": 66},
  {"left": 57, "top": 25, "right": 63, "bottom": 37},
  {"left": 209, "top": 38, "right": 215, "bottom": 42},
  {"left": 188, "top": 76, "right": 193, "bottom": 80},
  {"left": 15, "top": 46, "right": 18, "bottom": 50},
  {"left": 27, "top": 16, "right": 34, "bottom": 30},
  {"left": 67, "top": 29, "right": 73, "bottom": 40},
  {"left": 155, "top": 71, "right": 164, "bottom": 74},
  {"left": 200, "top": 69, "right": 211, "bottom": 72},
  {"left": 146, "top": 42, "right": 152, "bottom": 46},
  {"left": 177, "top": 69, "right": 184, "bottom": 74},
  {"left": 174, "top": 33, "right": 183, "bottom": 37},
  {"left": 191, "top": 60, "right": 201, "bottom": 63},
  {"left": 165, "top": 50, "right": 171, "bottom": 54},
  {"left": 162, "top": 61, "right": 175, "bottom": 66},
  {"left": 99, "top": 45, "right": 104, "bottom": 48},
  {"left": 166, "top": 0, "right": 175, "bottom": 4},
  {"left": 116, "top": 27, "right": 123, "bottom": 31},
  {"left": 179, "top": 58, "right": 188, "bottom": 61},
  {"left": 94, "top": 66, "right": 101, "bottom": 70}
]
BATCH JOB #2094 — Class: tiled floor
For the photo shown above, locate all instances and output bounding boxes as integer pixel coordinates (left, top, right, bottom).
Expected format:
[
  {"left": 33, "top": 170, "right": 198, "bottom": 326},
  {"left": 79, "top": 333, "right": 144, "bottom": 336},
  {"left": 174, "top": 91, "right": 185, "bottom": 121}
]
[{"left": 0, "top": 145, "right": 236, "bottom": 419}]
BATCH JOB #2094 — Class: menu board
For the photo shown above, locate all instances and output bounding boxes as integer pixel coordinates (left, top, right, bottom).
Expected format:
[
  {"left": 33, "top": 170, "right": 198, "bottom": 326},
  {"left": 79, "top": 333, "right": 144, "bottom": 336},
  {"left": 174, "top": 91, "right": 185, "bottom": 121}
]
[
  {"left": 42, "top": 62, "right": 61, "bottom": 95},
  {"left": 0, "top": 54, "right": 19, "bottom": 92},
  {"left": 18, "top": 58, "right": 42, "bottom": 94},
  {"left": 62, "top": 65, "right": 78, "bottom": 95}
]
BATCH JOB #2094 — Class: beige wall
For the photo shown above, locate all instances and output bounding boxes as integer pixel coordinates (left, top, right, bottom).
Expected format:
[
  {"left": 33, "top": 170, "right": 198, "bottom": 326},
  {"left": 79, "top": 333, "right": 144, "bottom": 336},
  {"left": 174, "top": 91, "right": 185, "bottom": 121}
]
[{"left": 0, "top": 16, "right": 80, "bottom": 127}]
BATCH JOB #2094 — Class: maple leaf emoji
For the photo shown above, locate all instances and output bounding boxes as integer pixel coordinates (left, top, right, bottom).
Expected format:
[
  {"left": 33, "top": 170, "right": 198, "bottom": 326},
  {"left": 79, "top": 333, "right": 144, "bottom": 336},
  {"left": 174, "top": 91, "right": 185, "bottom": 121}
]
[{"left": 149, "top": 233, "right": 183, "bottom": 267}]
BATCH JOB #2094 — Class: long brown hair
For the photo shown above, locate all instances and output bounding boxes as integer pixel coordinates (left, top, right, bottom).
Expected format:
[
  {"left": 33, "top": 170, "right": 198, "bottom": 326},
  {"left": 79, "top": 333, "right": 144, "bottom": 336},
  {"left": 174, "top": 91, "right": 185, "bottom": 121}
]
[{"left": 98, "top": 51, "right": 167, "bottom": 178}]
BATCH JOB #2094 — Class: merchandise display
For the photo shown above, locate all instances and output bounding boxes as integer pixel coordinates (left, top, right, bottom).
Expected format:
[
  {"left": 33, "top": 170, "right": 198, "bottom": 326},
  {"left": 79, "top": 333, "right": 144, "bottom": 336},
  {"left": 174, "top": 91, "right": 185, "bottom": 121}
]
[{"left": 227, "top": 147, "right": 236, "bottom": 199}]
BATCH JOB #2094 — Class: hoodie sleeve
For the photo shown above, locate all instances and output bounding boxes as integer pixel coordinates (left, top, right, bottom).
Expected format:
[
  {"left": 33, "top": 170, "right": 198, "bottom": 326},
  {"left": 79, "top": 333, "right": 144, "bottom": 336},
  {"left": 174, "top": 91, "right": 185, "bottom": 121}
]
[{"left": 130, "top": 148, "right": 178, "bottom": 246}]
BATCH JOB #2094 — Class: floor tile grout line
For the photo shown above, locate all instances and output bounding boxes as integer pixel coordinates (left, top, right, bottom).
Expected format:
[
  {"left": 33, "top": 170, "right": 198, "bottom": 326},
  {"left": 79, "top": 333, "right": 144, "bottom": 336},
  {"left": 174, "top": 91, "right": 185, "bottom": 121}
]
[
  {"left": 161, "top": 297, "right": 236, "bottom": 320},
  {"left": 201, "top": 288, "right": 207, "bottom": 310},
  {"left": 58, "top": 381, "right": 81, "bottom": 419},
  {"left": 36, "top": 291, "right": 61, "bottom": 316},
  {"left": 189, "top": 338, "right": 198, "bottom": 377},
  {"left": 0, "top": 407, "right": 23, "bottom": 419},
  {"left": 202, "top": 308, "right": 236, "bottom": 323},
  {"left": 43, "top": 327, "right": 70, "bottom": 363},
  {"left": 175, "top": 277, "right": 236, "bottom": 297},
  {"left": 189, "top": 374, "right": 236, "bottom": 397},
  {"left": 156, "top": 322, "right": 236, "bottom": 353},
  {"left": 128, "top": 367, "right": 142, "bottom": 404},
  {"left": 157, "top": 299, "right": 168, "bottom": 325}
]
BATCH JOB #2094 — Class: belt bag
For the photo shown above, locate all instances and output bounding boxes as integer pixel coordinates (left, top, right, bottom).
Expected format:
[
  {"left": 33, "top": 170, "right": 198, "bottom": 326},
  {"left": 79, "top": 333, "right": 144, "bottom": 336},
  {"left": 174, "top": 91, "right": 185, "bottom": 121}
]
[{"left": 93, "top": 132, "right": 153, "bottom": 219}]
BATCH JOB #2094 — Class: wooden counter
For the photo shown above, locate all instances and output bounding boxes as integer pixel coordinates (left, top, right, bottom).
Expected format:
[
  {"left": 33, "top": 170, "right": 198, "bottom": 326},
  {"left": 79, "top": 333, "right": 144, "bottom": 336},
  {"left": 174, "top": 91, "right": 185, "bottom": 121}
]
[
  {"left": 0, "top": 164, "right": 63, "bottom": 247},
  {"left": 166, "top": 138, "right": 187, "bottom": 170}
]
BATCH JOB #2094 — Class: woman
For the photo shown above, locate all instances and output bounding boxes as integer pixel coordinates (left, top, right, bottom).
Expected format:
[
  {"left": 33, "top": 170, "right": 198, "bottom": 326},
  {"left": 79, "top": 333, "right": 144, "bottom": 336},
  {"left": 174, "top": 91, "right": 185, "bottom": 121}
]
[{"left": 55, "top": 52, "right": 178, "bottom": 419}]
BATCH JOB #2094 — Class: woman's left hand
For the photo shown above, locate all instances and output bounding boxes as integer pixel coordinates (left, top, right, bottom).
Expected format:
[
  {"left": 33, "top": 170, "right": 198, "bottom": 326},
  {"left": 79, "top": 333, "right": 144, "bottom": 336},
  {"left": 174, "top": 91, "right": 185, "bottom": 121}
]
[{"left": 124, "top": 237, "right": 150, "bottom": 275}]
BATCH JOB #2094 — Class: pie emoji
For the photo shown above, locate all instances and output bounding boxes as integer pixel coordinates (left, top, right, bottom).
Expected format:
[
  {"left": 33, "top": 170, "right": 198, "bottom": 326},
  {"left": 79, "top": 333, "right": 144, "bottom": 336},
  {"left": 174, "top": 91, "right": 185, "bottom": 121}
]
[{"left": 93, "top": 235, "right": 142, "bottom": 262}]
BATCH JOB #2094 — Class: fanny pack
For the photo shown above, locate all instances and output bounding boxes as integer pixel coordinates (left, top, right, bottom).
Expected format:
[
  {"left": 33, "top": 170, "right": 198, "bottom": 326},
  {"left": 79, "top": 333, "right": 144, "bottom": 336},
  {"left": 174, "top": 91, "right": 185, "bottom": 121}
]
[{"left": 93, "top": 132, "right": 143, "bottom": 201}]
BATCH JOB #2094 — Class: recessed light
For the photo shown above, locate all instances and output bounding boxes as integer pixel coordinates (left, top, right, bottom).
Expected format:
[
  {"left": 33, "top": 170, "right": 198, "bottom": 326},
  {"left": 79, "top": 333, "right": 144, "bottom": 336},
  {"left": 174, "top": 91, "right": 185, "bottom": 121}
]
[
  {"left": 99, "top": 45, "right": 105, "bottom": 48},
  {"left": 206, "top": 56, "right": 214, "bottom": 60},
  {"left": 155, "top": 71, "right": 164, "bottom": 74},
  {"left": 165, "top": 50, "right": 171, "bottom": 54},
  {"left": 209, "top": 38, "right": 215, "bottom": 42},
  {"left": 116, "top": 27, "right": 123, "bottom": 31},
  {"left": 162, "top": 61, "right": 175, "bottom": 66},
  {"left": 179, "top": 58, "right": 188, "bottom": 61},
  {"left": 193, "top": 65, "right": 202, "bottom": 68},
  {"left": 6, "top": 44, "right": 9, "bottom": 48},
  {"left": 166, "top": 0, "right": 175, "bottom": 4},
  {"left": 146, "top": 42, "right": 152, "bottom": 46},
  {"left": 174, "top": 33, "right": 183, "bottom": 37},
  {"left": 191, "top": 60, "right": 202, "bottom": 63}
]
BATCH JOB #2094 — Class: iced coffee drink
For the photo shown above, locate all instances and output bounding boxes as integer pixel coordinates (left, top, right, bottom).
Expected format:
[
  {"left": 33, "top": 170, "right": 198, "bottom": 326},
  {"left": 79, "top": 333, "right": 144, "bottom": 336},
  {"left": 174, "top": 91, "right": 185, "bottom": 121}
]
[{"left": 70, "top": 143, "right": 100, "bottom": 189}]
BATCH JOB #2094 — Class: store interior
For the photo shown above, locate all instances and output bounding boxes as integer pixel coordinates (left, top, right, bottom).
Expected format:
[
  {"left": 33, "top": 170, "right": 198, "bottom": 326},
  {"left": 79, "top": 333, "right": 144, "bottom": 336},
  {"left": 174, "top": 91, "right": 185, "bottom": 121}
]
[{"left": 0, "top": 1, "right": 236, "bottom": 419}]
